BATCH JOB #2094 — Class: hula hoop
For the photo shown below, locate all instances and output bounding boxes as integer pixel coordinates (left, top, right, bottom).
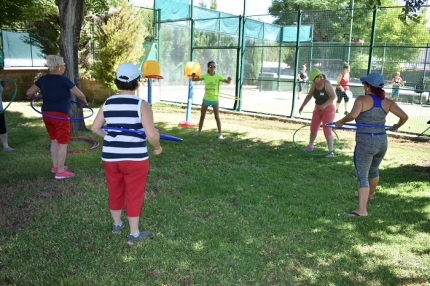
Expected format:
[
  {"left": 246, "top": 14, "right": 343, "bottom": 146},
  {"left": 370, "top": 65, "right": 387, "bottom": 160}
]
[
  {"left": 0, "top": 79, "right": 18, "bottom": 115},
  {"left": 102, "top": 126, "right": 183, "bottom": 142},
  {"left": 293, "top": 125, "right": 340, "bottom": 157},
  {"left": 31, "top": 97, "right": 94, "bottom": 120},
  {"left": 326, "top": 122, "right": 393, "bottom": 129},
  {"left": 206, "top": 91, "right": 240, "bottom": 100},
  {"left": 218, "top": 93, "right": 241, "bottom": 100},
  {"left": 47, "top": 137, "right": 99, "bottom": 153}
]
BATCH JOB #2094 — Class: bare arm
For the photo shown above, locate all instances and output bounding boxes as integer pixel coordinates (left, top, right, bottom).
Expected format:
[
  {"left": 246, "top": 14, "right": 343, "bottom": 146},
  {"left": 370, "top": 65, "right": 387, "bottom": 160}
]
[
  {"left": 140, "top": 101, "right": 162, "bottom": 155},
  {"left": 299, "top": 83, "right": 315, "bottom": 114},
  {"left": 388, "top": 102, "right": 408, "bottom": 131},
  {"left": 336, "top": 73, "right": 344, "bottom": 91},
  {"left": 91, "top": 106, "right": 107, "bottom": 138},
  {"left": 70, "top": 86, "right": 88, "bottom": 106},
  {"left": 335, "top": 96, "right": 364, "bottom": 126},
  {"left": 223, "top": 77, "right": 232, "bottom": 84},
  {"left": 26, "top": 84, "right": 40, "bottom": 99},
  {"left": 191, "top": 73, "right": 202, "bottom": 82}
]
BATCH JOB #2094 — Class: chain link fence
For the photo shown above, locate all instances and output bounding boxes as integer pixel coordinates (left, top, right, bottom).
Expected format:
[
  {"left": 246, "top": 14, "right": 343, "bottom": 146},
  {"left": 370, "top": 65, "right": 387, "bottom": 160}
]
[{"left": 155, "top": 1, "right": 430, "bottom": 136}]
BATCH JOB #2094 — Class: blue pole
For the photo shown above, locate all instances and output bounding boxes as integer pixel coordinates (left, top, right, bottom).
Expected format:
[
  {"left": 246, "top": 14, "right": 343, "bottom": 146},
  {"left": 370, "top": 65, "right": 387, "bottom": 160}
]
[
  {"left": 147, "top": 78, "right": 152, "bottom": 105},
  {"left": 185, "top": 78, "right": 193, "bottom": 121}
]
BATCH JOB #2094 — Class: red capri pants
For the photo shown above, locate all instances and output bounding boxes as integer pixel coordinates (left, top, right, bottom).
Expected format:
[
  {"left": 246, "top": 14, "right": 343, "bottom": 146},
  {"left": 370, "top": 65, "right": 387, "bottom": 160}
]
[
  {"left": 42, "top": 111, "right": 71, "bottom": 144},
  {"left": 103, "top": 159, "right": 149, "bottom": 217},
  {"left": 310, "top": 104, "right": 336, "bottom": 137}
]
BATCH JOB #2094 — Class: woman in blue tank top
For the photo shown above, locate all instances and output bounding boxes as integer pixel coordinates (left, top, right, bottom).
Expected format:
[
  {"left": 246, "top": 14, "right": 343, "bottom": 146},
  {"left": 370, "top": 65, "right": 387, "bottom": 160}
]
[{"left": 335, "top": 73, "right": 408, "bottom": 217}]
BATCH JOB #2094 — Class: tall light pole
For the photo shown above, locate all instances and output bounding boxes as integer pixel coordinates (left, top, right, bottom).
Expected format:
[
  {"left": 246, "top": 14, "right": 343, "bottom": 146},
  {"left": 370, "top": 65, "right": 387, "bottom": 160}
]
[{"left": 347, "top": 0, "right": 354, "bottom": 63}]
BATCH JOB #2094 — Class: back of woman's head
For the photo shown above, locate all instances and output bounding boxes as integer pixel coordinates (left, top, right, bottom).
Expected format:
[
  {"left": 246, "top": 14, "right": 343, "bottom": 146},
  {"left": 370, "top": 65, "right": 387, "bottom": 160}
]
[
  {"left": 343, "top": 62, "right": 350, "bottom": 69},
  {"left": 368, "top": 84, "right": 385, "bottom": 99},
  {"left": 46, "top": 55, "right": 64, "bottom": 71},
  {"left": 360, "top": 72, "right": 385, "bottom": 99}
]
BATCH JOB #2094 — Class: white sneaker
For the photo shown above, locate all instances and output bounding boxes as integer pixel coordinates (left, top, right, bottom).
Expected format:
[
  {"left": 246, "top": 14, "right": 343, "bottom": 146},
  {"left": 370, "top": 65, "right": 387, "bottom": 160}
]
[
  {"left": 218, "top": 134, "right": 224, "bottom": 140},
  {"left": 193, "top": 132, "right": 201, "bottom": 136}
]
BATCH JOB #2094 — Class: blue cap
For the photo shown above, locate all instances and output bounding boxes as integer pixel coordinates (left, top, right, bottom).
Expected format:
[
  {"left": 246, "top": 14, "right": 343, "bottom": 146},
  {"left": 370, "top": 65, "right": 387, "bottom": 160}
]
[{"left": 360, "top": 72, "right": 384, "bottom": 88}]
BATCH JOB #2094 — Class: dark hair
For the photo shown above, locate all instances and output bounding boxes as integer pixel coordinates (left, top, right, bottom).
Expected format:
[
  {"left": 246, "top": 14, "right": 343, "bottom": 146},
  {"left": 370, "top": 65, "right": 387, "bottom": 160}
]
[
  {"left": 364, "top": 82, "right": 385, "bottom": 99},
  {"left": 207, "top": 61, "right": 215, "bottom": 73},
  {"left": 114, "top": 76, "right": 140, "bottom": 91},
  {"left": 343, "top": 62, "right": 350, "bottom": 69}
]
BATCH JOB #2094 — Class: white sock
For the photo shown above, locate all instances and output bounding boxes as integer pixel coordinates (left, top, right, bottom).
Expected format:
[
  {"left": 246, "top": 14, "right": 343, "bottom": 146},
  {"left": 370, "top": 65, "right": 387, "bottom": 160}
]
[
  {"left": 114, "top": 221, "right": 123, "bottom": 227},
  {"left": 130, "top": 231, "right": 140, "bottom": 238}
]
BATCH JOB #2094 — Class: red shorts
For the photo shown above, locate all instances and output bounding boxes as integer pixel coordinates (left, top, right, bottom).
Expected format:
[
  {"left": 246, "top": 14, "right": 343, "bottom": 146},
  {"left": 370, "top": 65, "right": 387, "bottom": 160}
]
[
  {"left": 103, "top": 160, "right": 149, "bottom": 217},
  {"left": 42, "top": 111, "right": 71, "bottom": 144}
]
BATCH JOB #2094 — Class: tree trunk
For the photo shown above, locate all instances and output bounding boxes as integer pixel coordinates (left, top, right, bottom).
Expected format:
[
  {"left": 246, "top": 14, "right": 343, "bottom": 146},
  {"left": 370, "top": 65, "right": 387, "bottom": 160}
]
[{"left": 56, "top": 0, "right": 87, "bottom": 132}]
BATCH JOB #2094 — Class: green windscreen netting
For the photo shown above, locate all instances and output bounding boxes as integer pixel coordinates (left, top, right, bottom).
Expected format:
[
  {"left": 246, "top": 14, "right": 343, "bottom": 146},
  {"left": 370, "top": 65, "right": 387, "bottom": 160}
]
[
  {"left": 1, "top": 30, "right": 45, "bottom": 68},
  {"left": 155, "top": 0, "right": 311, "bottom": 43}
]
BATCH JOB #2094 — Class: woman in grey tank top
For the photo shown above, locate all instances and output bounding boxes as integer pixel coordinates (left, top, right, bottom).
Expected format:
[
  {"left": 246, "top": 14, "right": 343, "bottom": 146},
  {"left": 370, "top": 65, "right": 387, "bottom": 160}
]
[{"left": 335, "top": 72, "right": 408, "bottom": 217}]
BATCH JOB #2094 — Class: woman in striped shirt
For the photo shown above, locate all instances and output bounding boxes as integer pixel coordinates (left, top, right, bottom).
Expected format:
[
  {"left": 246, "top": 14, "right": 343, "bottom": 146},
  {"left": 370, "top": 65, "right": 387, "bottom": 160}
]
[{"left": 92, "top": 63, "right": 162, "bottom": 244}]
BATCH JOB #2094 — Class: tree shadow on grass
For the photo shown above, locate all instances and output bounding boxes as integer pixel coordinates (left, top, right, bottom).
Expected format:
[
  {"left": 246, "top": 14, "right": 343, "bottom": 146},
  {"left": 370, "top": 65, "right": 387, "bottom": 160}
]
[{"left": 1, "top": 110, "right": 429, "bottom": 285}]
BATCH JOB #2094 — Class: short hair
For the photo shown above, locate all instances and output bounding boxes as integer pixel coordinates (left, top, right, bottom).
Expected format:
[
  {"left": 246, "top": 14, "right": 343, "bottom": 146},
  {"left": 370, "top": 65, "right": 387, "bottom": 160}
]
[
  {"left": 46, "top": 55, "right": 64, "bottom": 71},
  {"left": 114, "top": 77, "right": 140, "bottom": 91}
]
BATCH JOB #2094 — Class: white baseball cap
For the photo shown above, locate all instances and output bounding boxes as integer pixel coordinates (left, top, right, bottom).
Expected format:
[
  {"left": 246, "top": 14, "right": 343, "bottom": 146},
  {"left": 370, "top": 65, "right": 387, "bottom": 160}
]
[{"left": 116, "top": 63, "right": 141, "bottom": 82}]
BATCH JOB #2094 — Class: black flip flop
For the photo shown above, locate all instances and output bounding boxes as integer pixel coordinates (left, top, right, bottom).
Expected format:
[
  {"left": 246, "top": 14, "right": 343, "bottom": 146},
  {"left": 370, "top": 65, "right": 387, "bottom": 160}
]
[{"left": 344, "top": 211, "right": 361, "bottom": 216}]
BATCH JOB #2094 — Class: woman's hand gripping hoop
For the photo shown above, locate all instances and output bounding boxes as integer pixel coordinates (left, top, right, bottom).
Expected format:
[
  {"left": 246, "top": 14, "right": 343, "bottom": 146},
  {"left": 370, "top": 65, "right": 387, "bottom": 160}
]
[
  {"left": 31, "top": 97, "right": 94, "bottom": 120},
  {"left": 293, "top": 125, "right": 340, "bottom": 157},
  {"left": 102, "top": 126, "right": 183, "bottom": 142}
]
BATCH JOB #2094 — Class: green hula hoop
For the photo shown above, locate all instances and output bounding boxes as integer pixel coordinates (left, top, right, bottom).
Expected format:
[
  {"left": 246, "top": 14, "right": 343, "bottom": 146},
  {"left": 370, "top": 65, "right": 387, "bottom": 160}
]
[
  {"left": 293, "top": 125, "right": 340, "bottom": 157},
  {"left": 0, "top": 79, "right": 17, "bottom": 115}
]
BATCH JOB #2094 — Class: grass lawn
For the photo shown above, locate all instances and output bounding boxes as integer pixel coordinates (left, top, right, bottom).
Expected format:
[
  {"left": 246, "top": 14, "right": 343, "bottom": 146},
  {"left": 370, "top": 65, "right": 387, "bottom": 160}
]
[{"left": 1, "top": 102, "right": 429, "bottom": 285}]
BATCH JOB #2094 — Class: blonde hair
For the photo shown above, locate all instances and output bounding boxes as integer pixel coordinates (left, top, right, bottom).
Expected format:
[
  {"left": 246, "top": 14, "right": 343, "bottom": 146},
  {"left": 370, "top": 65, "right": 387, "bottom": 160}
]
[{"left": 46, "top": 55, "right": 64, "bottom": 71}]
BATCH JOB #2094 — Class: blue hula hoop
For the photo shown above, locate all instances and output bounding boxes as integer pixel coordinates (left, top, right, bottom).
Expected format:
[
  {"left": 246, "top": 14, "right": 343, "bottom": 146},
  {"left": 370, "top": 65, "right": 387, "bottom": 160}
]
[
  {"left": 326, "top": 122, "right": 393, "bottom": 130},
  {"left": 31, "top": 97, "right": 94, "bottom": 120},
  {"left": 102, "top": 126, "right": 183, "bottom": 142}
]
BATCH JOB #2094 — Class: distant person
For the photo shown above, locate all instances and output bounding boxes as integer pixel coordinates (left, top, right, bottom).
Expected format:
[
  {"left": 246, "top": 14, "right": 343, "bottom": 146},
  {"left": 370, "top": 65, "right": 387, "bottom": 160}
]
[
  {"left": 335, "top": 72, "right": 408, "bottom": 217},
  {"left": 391, "top": 72, "right": 404, "bottom": 102},
  {"left": 191, "top": 61, "right": 232, "bottom": 139},
  {"left": 0, "top": 78, "right": 14, "bottom": 151},
  {"left": 26, "top": 55, "right": 88, "bottom": 179},
  {"left": 297, "top": 64, "right": 308, "bottom": 100},
  {"left": 336, "top": 62, "right": 351, "bottom": 115},
  {"left": 299, "top": 69, "right": 337, "bottom": 158},
  {"left": 91, "top": 62, "right": 162, "bottom": 245}
]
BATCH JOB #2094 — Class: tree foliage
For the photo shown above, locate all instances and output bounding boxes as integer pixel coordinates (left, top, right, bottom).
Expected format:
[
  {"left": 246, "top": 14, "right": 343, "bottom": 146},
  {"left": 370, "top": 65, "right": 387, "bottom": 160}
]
[
  {"left": 0, "top": 0, "right": 54, "bottom": 28},
  {"left": 269, "top": 0, "right": 429, "bottom": 25},
  {"left": 91, "top": 0, "right": 149, "bottom": 91}
]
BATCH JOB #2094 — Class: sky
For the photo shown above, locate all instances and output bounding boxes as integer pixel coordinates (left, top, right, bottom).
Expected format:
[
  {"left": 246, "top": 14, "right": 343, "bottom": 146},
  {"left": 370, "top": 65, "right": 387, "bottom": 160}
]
[{"left": 130, "top": 0, "right": 274, "bottom": 19}]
